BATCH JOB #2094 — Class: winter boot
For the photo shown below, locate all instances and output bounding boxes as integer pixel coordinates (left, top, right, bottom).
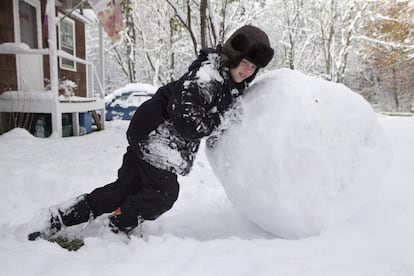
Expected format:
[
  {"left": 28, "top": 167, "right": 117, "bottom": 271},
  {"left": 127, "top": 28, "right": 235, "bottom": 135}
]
[
  {"left": 108, "top": 212, "right": 144, "bottom": 238},
  {"left": 57, "top": 194, "right": 94, "bottom": 227},
  {"left": 28, "top": 194, "right": 93, "bottom": 241},
  {"left": 27, "top": 207, "right": 64, "bottom": 241}
]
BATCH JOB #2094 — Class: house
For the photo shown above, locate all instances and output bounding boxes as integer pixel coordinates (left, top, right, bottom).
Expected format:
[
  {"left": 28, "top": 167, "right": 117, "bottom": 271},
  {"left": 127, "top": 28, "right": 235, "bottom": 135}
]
[{"left": 0, "top": 0, "right": 105, "bottom": 137}]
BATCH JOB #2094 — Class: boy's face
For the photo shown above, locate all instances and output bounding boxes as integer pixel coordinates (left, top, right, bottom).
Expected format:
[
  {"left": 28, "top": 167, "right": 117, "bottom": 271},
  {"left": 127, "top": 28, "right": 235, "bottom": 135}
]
[{"left": 230, "top": 59, "right": 257, "bottom": 83}]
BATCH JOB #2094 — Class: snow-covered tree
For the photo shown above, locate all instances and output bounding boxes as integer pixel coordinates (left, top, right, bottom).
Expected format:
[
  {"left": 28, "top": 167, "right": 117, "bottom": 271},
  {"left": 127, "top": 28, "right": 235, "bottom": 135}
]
[
  {"left": 263, "top": 0, "right": 318, "bottom": 72},
  {"left": 85, "top": 0, "right": 414, "bottom": 111},
  {"left": 356, "top": 0, "right": 414, "bottom": 111},
  {"left": 86, "top": 14, "right": 129, "bottom": 94},
  {"left": 311, "top": 0, "right": 369, "bottom": 83}
]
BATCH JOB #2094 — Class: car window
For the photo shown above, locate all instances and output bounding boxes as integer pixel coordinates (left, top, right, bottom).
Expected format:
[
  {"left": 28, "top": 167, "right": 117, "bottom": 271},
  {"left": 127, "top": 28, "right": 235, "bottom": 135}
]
[
  {"left": 110, "top": 91, "right": 151, "bottom": 108},
  {"left": 126, "top": 93, "right": 148, "bottom": 105},
  {"left": 118, "top": 94, "right": 130, "bottom": 101}
]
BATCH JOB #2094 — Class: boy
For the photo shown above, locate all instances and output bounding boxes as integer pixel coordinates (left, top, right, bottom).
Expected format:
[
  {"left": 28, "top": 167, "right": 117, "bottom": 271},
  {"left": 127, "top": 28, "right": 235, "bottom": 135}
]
[{"left": 28, "top": 25, "right": 274, "bottom": 240}]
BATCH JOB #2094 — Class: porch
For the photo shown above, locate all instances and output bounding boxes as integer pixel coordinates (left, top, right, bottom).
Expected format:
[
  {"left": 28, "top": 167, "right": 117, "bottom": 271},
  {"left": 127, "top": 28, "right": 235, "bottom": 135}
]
[{"left": 0, "top": 0, "right": 106, "bottom": 137}]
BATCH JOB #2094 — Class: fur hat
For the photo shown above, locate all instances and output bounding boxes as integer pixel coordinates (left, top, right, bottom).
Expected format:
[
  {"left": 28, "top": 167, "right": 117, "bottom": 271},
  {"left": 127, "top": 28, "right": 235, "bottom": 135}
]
[{"left": 221, "top": 25, "right": 274, "bottom": 69}]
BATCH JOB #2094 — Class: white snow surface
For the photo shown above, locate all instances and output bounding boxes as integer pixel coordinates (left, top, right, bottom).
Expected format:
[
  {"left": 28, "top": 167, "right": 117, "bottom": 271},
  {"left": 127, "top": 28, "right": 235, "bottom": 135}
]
[
  {"left": 0, "top": 91, "right": 54, "bottom": 100},
  {"left": 0, "top": 42, "right": 49, "bottom": 55},
  {"left": 1, "top": 72, "right": 414, "bottom": 275},
  {"left": 0, "top": 42, "right": 30, "bottom": 50},
  {"left": 207, "top": 69, "right": 392, "bottom": 239}
]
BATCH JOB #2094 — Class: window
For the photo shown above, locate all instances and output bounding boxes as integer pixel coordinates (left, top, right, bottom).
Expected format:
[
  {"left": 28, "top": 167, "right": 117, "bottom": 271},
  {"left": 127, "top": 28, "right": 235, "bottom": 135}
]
[
  {"left": 58, "top": 14, "right": 76, "bottom": 71},
  {"left": 19, "top": 0, "right": 38, "bottom": 48}
]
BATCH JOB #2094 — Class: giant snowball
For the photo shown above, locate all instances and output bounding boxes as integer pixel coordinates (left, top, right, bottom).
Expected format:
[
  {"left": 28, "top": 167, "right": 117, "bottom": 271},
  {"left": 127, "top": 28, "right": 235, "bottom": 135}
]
[{"left": 206, "top": 69, "right": 391, "bottom": 239}]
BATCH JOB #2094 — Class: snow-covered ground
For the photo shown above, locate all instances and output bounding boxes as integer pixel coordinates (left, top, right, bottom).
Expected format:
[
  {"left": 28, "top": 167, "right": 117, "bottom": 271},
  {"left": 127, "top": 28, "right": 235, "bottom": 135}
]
[
  {"left": 0, "top": 113, "right": 413, "bottom": 275},
  {"left": 1, "top": 66, "right": 413, "bottom": 276}
]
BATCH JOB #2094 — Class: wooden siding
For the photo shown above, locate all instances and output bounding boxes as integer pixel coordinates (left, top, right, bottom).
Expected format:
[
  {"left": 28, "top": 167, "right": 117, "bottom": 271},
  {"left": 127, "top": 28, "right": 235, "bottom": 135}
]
[
  {"left": 0, "top": 0, "right": 18, "bottom": 94},
  {"left": 0, "top": 0, "right": 87, "bottom": 97},
  {"left": 42, "top": 19, "right": 87, "bottom": 97},
  {"left": 58, "top": 19, "right": 87, "bottom": 97},
  {"left": 41, "top": 0, "right": 87, "bottom": 97}
]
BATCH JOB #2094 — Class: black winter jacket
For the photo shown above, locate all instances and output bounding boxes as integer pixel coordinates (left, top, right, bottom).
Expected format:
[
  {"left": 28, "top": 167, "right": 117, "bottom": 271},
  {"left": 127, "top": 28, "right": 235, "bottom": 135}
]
[{"left": 126, "top": 47, "right": 246, "bottom": 175}]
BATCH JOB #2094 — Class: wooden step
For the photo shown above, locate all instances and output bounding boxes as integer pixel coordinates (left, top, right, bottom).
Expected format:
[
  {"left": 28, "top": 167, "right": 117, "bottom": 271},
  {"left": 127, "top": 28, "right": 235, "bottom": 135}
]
[{"left": 91, "top": 110, "right": 103, "bottom": 130}]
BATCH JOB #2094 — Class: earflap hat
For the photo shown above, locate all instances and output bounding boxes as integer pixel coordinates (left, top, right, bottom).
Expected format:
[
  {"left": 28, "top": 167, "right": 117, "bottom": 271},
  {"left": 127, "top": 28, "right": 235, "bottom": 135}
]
[{"left": 221, "top": 25, "right": 274, "bottom": 69}]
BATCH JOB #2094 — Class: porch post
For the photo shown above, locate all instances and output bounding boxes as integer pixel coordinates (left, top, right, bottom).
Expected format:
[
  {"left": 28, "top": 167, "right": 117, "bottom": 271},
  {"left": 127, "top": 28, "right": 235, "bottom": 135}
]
[
  {"left": 46, "top": 0, "right": 62, "bottom": 137},
  {"left": 98, "top": 23, "right": 105, "bottom": 130},
  {"left": 98, "top": 24, "right": 105, "bottom": 92}
]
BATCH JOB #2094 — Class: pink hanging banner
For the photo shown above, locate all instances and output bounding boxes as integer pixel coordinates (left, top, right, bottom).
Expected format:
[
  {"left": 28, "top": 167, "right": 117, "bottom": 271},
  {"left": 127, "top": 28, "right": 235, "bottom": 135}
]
[{"left": 88, "top": 0, "right": 124, "bottom": 43}]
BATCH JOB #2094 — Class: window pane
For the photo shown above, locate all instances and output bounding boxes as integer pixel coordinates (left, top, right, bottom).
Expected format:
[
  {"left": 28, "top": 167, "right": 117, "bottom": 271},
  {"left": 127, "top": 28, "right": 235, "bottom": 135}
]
[{"left": 59, "top": 16, "right": 76, "bottom": 71}]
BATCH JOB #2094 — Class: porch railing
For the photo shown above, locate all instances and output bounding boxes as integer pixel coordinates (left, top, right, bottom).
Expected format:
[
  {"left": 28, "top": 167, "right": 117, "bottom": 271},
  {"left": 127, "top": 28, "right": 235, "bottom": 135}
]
[{"left": 0, "top": 45, "right": 104, "bottom": 100}]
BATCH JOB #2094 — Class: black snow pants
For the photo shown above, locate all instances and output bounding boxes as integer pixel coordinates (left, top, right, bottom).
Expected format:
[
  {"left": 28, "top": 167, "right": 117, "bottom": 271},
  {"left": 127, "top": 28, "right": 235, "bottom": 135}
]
[{"left": 61, "top": 147, "right": 179, "bottom": 230}]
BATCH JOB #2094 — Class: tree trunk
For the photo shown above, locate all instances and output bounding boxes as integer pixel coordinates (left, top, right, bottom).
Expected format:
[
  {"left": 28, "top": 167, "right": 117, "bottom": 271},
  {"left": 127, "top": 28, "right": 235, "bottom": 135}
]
[{"left": 200, "top": 0, "right": 207, "bottom": 48}]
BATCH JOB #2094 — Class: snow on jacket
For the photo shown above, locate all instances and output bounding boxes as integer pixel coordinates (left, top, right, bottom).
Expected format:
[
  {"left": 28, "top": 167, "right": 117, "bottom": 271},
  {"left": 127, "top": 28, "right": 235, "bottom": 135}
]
[{"left": 126, "top": 47, "right": 246, "bottom": 176}]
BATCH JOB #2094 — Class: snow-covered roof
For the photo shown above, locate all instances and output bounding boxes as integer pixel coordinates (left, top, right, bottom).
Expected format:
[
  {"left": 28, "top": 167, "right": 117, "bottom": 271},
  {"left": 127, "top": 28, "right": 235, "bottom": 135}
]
[{"left": 67, "top": 10, "right": 95, "bottom": 24}]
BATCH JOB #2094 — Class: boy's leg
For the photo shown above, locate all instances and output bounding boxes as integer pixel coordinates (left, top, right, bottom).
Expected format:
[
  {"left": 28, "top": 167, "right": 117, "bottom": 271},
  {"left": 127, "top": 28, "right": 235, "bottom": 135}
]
[
  {"left": 109, "top": 158, "right": 180, "bottom": 233},
  {"left": 58, "top": 148, "right": 142, "bottom": 225},
  {"left": 86, "top": 147, "right": 143, "bottom": 217},
  {"left": 28, "top": 194, "right": 91, "bottom": 240},
  {"left": 28, "top": 148, "right": 142, "bottom": 240}
]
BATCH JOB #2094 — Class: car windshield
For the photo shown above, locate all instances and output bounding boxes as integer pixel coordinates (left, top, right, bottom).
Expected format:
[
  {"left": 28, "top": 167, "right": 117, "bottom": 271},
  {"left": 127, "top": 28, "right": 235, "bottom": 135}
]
[{"left": 112, "top": 91, "right": 151, "bottom": 108}]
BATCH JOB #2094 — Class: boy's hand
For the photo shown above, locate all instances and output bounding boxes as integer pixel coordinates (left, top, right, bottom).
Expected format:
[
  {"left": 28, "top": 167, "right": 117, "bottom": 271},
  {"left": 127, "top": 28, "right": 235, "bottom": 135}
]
[{"left": 108, "top": 207, "right": 122, "bottom": 218}]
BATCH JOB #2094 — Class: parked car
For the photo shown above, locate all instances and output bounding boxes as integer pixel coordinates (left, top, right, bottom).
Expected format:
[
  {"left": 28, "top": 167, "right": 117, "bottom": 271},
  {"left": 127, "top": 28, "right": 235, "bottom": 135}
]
[{"left": 105, "top": 83, "right": 158, "bottom": 121}]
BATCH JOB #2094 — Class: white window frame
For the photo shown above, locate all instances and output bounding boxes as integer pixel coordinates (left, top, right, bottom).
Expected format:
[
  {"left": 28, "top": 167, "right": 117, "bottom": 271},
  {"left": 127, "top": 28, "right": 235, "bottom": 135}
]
[
  {"left": 13, "top": 0, "right": 44, "bottom": 91},
  {"left": 58, "top": 13, "right": 77, "bottom": 71},
  {"left": 13, "top": 0, "right": 43, "bottom": 48}
]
